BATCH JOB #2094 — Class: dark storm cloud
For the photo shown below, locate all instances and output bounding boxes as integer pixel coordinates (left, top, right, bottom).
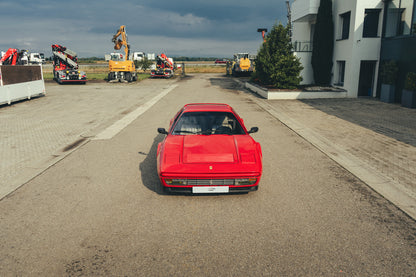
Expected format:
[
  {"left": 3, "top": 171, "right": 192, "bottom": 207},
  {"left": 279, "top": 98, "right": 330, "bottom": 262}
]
[{"left": 0, "top": 0, "right": 289, "bottom": 57}]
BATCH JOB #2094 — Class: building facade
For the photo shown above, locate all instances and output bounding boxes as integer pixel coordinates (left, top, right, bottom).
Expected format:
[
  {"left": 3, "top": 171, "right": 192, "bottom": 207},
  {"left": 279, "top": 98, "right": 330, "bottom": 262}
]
[
  {"left": 379, "top": 0, "right": 416, "bottom": 103},
  {"left": 291, "top": 0, "right": 416, "bottom": 101}
]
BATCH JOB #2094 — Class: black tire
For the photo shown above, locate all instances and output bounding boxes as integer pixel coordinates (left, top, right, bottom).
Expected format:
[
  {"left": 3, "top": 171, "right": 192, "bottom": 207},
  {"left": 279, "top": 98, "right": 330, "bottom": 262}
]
[
  {"left": 125, "top": 72, "right": 132, "bottom": 82},
  {"left": 108, "top": 72, "right": 114, "bottom": 81}
]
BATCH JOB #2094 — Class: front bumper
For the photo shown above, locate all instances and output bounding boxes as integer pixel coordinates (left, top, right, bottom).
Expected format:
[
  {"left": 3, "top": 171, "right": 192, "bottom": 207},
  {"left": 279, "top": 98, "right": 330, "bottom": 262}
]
[
  {"left": 165, "top": 185, "right": 258, "bottom": 194},
  {"left": 160, "top": 176, "right": 261, "bottom": 194}
]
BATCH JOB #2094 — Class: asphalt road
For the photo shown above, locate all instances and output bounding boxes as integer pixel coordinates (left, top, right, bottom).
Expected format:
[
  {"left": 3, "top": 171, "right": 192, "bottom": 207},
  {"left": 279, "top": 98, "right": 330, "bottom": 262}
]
[{"left": 0, "top": 74, "right": 415, "bottom": 276}]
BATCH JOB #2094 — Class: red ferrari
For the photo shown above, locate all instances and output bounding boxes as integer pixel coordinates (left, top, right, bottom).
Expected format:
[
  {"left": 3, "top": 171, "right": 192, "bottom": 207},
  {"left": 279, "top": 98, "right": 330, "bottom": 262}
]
[{"left": 157, "top": 103, "right": 262, "bottom": 193}]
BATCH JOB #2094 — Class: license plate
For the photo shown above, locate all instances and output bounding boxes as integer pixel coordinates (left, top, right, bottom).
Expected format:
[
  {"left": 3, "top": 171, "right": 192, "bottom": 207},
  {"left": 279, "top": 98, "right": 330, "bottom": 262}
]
[{"left": 192, "top": 186, "right": 229, "bottom": 193}]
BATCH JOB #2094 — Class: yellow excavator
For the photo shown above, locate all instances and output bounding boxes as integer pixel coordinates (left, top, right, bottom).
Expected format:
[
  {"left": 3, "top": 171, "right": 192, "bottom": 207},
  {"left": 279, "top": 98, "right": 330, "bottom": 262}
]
[{"left": 108, "top": 25, "right": 137, "bottom": 82}]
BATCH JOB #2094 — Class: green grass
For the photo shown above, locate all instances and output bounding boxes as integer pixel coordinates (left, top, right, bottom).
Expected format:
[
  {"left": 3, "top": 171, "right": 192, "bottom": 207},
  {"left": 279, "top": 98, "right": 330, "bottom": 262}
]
[
  {"left": 136, "top": 73, "right": 151, "bottom": 81},
  {"left": 88, "top": 73, "right": 109, "bottom": 80},
  {"left": 43, "top": 73, "right": 54, "bottom": 80}
]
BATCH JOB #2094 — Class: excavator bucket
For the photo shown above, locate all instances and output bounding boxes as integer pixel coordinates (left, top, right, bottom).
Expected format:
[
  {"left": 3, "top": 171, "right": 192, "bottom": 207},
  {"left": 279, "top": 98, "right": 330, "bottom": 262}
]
[{"left": 113, "top": 39, "right": 123, "bottom": 50}]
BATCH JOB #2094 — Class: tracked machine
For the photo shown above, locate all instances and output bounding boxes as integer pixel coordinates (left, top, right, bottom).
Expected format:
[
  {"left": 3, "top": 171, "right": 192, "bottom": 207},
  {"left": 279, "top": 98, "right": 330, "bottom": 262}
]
[
  {"left": 51, "top": 44, "right": 87, "bottom": 84},
  {"left": 151, "top": 53, "right": 174, "bottom": 78},
  {"left": 108, "top": 25, "right": 137, "bottom": 82}
]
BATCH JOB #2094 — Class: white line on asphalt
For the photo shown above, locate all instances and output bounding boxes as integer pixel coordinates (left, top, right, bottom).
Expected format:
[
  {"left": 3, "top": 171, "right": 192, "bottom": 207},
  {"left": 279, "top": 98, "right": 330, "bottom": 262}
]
[{"left": 93, "top": 84, "right": 178, "bottom": 140}]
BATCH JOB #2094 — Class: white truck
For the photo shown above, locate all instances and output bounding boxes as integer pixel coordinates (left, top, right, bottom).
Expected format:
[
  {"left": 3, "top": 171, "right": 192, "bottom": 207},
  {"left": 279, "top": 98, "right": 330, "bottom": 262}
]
[
  {"left": 29, "top": 53, "right": 45, "bottom": 64},
  {"left": 105, "top": 53, "right": 124, "bottom": 61},
  {"left": 130, "top": 52, "right": 155, "bottom": 61},
  {"left": 132, "top": 52, "right": 145, "bottom": 61}
]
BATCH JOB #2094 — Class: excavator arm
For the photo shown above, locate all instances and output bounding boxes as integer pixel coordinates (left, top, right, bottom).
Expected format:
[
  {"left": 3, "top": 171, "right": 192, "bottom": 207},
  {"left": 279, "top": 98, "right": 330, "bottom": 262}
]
[
  {"left": 112, "top": 25, "right": 130, "bottom": 60},
  {"left": 108, "top": 25, "right": 137, "bottom": 82}
]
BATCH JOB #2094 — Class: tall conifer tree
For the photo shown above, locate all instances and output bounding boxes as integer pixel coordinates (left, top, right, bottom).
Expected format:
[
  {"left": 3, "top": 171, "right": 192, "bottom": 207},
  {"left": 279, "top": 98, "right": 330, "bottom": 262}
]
[
  {"left": 311, "top": 0, "right": 334, "bottom": 85},
  {"left": 254, "top": 23, "right": 303, "bottom": 89}
]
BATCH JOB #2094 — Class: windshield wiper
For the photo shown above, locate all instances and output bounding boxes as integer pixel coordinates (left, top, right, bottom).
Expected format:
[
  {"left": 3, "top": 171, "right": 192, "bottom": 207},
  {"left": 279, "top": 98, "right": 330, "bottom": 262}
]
[
  {"left": 172, "top": 130, "right": 212, "bottom": 135},
  {"left": 198, "top": 130, "right": 212, "bottom": 135},
  {"left": 173, "top": 130, "right": 197, "bottom": 134}
]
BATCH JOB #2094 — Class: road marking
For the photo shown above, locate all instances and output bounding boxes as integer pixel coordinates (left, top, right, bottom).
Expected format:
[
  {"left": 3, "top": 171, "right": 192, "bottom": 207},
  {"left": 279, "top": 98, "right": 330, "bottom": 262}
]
[{"left": 93, "top": 84, "right": 178, "bottom": 140}]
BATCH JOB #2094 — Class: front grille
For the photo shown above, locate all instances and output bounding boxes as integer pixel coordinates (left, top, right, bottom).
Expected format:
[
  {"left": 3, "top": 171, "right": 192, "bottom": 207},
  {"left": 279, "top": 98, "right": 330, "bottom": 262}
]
[{"left": 187, "top": 179, "right": 236, "bottom": 186}]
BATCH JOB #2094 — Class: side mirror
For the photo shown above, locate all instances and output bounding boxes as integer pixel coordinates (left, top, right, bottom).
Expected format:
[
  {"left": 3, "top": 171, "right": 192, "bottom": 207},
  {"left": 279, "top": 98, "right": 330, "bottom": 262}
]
[
  {"left": 157, "top": 128, "right": 168, "bottom": 135},
  {"left": 248, "top": 127, "right": 259, "bottom": 134}
]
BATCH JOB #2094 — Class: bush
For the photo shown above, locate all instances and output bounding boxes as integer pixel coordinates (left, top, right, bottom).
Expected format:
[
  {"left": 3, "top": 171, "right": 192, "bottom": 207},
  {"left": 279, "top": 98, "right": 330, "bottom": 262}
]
[
  {"left": 404, "top": 72, "right": 416, "bottom": 91},
  {"left": 380, "top": 60, "right": 398, "bottom": 85},
  {"left": 254, "top": 23, "right": 303, "bottom": 89},
  {"left": 135, "top": 57, "right": 153, "bottom": 72}
]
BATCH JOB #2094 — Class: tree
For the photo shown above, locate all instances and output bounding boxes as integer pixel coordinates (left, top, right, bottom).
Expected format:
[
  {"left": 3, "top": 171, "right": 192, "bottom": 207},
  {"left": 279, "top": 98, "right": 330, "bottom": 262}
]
[
  {"left": 311, "top": 0, "right": 334, "bottom": 85},
  {"left": 254, "top": 23, "right": 303, "bottom": 89},
  {"left": 135, "top": 57, "right": 153, "bottom": 72}
]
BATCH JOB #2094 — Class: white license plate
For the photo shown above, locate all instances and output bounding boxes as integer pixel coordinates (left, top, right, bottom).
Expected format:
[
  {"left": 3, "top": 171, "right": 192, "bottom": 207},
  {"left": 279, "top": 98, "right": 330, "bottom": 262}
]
[{"left": 192, "top": 186, "right": 229, "bottom": 193}]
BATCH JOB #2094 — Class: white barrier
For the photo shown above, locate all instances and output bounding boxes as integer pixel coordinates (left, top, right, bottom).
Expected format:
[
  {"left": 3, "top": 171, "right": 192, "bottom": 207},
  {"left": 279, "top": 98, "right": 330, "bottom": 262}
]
[{"left": 0, "top": 65, "right": 46, "bottom": 105}]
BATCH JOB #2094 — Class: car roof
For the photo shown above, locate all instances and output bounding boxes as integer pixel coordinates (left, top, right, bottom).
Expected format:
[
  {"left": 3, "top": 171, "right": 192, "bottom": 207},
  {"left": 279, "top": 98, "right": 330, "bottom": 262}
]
[{"left": 182, "top": 103, "right": 234, "bottom": 113}]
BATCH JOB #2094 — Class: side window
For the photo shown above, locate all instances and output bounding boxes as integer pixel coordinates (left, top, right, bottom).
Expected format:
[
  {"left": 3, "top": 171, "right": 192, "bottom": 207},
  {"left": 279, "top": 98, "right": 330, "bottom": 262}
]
[
  {"left": 339, "top": 11, "right": 351, "bottom": 40},
  {"left": 169, "top": 109, "right": 183, "bottom": 130},
  {"left": 336, "top": 61, "right": 346, "bottom": 86},
  {"left": 363, "top": 9, "right": 381, "bottom": 37}
]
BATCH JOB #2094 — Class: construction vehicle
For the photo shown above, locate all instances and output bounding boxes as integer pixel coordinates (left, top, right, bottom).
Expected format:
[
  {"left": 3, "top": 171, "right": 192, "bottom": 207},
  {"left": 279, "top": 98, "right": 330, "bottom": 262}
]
[
  {"left": 108, "top": 25, "right": 137, "bottom": 82},
  {"left": 29, "top": 53, "right": 45, "bottom": 64},
  {"left": 227, "top": 53, "right": 255, "bottom": 77},
  {"left": 0, "top": 48, "right": 26, "bottom": 65},
  {"left": 257, "top": 28, "right": 267, "bottom": 43},
  {"left": 51, "top": 44, "right": 87, "bottom": 84},
  {"left": 151, "top": 53, "right": 175, "bottom": 78},
  {"left": 132, "top": 52, "right": 145, "bottom": 61}
]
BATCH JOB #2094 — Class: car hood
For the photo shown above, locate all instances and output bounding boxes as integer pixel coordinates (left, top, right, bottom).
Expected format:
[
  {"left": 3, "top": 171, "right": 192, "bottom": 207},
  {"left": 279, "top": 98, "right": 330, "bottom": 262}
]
[
  {"left": 183, "top": 135, "right": 237, "bottom": 164},
  {"left": 159, "top": 135, "right": 262, "bottom": 176}
]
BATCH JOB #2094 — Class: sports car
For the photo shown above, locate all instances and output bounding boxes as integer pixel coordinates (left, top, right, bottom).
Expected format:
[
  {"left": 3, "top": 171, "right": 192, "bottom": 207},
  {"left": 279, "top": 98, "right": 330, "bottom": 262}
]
[{"left": 157, "top": 103, "right": 262, "bottom": 193}]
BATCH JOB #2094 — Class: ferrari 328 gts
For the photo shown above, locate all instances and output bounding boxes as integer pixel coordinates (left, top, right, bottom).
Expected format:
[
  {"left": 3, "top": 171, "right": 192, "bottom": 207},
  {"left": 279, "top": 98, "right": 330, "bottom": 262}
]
[{"left": 157, "top": 103, "right": 262, "bottom": 193}]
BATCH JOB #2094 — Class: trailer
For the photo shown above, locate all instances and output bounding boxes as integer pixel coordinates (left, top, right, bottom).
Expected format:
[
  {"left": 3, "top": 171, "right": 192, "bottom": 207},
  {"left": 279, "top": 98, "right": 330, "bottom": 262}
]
[{"left": 0, "top": 65, "right": 46, "bottom": 105}]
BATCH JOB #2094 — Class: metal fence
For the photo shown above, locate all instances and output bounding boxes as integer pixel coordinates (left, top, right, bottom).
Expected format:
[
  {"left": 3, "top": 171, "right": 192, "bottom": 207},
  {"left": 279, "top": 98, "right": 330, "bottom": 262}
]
[{"left": 292, "top": 41, "right": 313, "bottom": 52}]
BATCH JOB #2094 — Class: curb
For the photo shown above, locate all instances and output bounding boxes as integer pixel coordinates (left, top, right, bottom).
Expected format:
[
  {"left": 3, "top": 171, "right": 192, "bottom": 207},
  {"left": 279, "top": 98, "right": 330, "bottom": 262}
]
[{"left": 244, "top": 81, "right": 348, "bottom": 100}]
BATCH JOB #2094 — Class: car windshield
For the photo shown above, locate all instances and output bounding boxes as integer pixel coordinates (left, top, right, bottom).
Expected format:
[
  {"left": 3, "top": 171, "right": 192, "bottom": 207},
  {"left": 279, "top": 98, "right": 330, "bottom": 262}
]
[{"left": 172, "top": 112, "right": 245, "bottom": 135}]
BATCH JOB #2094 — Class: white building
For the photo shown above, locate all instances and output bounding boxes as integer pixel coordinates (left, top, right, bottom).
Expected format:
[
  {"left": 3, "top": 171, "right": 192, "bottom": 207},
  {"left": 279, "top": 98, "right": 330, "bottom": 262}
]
[{"left": 292, "top": 0, "right": 385, "bottom": 97}]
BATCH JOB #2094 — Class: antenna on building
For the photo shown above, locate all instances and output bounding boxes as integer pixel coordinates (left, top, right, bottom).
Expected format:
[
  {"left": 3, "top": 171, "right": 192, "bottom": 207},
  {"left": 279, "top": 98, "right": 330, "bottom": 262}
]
[{"left": 286, "top": 0, "right": 292, "bottom": 39}]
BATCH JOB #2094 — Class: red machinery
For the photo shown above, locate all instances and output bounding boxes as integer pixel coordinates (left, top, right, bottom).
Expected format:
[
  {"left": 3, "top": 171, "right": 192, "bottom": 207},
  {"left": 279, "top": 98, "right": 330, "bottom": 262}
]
[
  {"left": 0, "top": 48, "right": 23, "bottom": 65},
  {"left": 151, "top": 53, "right": 175, "bottom": 78},
  {"left": 257, "top": 28, "right": 267, "bottom": 43},
  {"left": 51, "top": 44, "right": 87, "bottom": 84}
]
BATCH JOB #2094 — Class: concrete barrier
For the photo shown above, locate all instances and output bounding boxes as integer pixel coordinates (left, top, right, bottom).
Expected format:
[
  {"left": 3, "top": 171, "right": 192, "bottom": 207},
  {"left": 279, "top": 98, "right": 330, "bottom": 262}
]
[{"left": 0, "top": 65, "right": 46, "bottom": 105}]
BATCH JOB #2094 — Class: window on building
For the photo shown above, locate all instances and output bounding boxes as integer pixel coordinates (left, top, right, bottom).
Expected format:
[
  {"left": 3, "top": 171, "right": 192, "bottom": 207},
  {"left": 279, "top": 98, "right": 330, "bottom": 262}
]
[
  {"left": 412, "top": 1, "right": 416, "bottom": 34},
  {"left": 339, "top": 12, "right": 351, "bottom": 40},
  {"left": 363, "top": 9, "right": 381, "bottom": 37},
  {"left": 385, "top": 7, "right": 405, "bottom": 37},
  {"left": 336, "top": 61, "right": 346, "bottom": 86}
]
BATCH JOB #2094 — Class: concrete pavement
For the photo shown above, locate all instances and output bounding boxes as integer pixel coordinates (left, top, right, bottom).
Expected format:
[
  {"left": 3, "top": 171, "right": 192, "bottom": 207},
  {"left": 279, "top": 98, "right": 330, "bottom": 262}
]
[
  {"left": 0, "top": 79, "right": 177, "bottom": 200},
  {"left": 246, "top": 93, "right": 416, "bottom": 220},
  {"left": 1, "top": 76, "right": 415, "bottom": 220}
]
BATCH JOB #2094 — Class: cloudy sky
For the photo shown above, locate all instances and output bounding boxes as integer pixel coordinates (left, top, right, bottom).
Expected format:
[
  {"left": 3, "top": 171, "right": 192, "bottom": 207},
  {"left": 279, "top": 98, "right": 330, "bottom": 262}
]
[{"left": 0, "top": 0, "right": 290, "bottom": 58}]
